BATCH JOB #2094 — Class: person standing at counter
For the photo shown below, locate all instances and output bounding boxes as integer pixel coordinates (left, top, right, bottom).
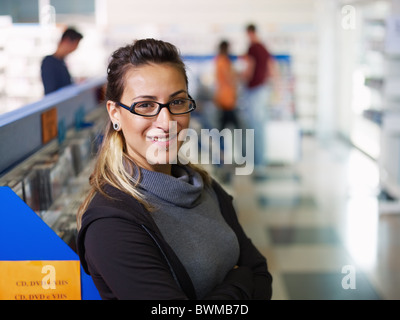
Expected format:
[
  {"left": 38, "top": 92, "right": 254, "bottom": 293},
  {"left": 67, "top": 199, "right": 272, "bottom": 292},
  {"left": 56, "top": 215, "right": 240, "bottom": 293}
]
[
  {"left": 76, "top": 38, "right": 272, "bottom": 300},
  {"left": 214, "top": 40, "right": 239, "bottom": 131},
  {"left": 242, "top": 24, "right": 275, "bottom": 177},
  {"left": 41, "top": 27, "right": 83, "bottom": 95}
]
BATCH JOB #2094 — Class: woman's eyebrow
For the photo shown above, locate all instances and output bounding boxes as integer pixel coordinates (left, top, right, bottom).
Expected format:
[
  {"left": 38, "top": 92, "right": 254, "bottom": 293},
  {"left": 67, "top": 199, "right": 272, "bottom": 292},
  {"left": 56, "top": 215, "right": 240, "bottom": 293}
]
[
  {"left": 131, "top": 95, "right": 156, "bottom": 101},
  {"left": 131, "top": 90, "right": 188, "bottom": 101},
  {"left": 169, "top": 90, "right": 187, "bottom": 97}
]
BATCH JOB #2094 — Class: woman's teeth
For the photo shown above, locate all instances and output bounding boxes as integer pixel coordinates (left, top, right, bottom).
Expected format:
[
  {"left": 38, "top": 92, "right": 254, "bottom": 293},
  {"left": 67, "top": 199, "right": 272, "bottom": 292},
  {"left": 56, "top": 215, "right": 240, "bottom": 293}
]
[
  {"left": 152, "top": 136, "right": 169, "bottom": 142},
  {"left": 150, "top": 134, "right": 177, "bottom": 142}
]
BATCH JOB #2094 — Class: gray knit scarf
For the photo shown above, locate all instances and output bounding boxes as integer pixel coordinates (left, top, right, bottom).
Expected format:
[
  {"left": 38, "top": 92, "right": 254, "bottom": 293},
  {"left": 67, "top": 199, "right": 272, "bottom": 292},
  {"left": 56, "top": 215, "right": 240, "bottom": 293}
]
[{"left": 138, "top": 165, "right": 239, "bottom": 299}]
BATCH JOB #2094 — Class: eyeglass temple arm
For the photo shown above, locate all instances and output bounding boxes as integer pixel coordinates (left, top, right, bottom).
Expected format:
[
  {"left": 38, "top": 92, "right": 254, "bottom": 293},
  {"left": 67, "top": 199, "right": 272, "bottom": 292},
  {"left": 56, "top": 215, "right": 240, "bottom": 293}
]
[{"left": 117, "top": 102, "right": 133, "bottom": 112}]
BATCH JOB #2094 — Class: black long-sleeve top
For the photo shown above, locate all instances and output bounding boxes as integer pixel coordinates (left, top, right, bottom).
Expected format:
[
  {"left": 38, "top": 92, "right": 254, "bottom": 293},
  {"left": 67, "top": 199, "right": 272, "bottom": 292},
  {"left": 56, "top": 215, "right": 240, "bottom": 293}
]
[
  {"left": 41, "top": 55, "right": 72, "bottom": 95},
  {"left": 76, "top": 179, "right": 273, "bottom": 300}
]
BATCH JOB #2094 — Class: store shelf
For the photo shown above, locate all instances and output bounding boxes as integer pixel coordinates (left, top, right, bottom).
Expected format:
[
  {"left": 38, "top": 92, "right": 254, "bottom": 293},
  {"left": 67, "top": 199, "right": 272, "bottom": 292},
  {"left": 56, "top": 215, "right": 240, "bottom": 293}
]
[
  {"left": 0, "top": 76, "right": 105, "bottom": 175},
  {"left": 0, "top": 77, "right": 105, "bottom": 300},
  {"left": 378, "top": 11, "right": 400, "bottom": 211}
]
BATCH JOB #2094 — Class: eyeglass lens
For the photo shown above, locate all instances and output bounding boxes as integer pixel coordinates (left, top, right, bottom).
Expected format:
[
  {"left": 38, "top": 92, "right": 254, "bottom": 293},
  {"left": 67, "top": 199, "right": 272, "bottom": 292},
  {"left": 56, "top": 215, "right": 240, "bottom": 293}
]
[{"left": 134, "top": 99, "right": 194, "bottom": 116}]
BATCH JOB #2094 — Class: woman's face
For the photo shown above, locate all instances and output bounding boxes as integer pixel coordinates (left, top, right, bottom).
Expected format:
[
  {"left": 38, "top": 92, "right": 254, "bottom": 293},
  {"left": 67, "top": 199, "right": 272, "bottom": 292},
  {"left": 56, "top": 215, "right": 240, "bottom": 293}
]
[{"left": 107, "top": 63, "right": 191, "bottom": 174}]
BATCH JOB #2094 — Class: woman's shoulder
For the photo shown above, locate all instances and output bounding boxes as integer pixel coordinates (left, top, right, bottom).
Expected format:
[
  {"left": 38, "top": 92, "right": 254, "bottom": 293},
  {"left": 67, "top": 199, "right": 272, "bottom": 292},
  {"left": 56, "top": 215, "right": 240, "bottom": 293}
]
[
  {"left": 77, "top": 185, "right": 150, "bottom": 276},
  {"left": 82, "top": 184, "right": 148, "bottom": 226},
  {"left": 90, "top": 183, "right": 143, "bottom": 207}
]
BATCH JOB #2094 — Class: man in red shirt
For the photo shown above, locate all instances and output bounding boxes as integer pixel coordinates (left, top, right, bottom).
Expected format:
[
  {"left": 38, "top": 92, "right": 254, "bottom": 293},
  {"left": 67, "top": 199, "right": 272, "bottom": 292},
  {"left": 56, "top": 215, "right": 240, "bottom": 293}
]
[{"left": 242, "top": 24, "right": 275, "bottom": 177}]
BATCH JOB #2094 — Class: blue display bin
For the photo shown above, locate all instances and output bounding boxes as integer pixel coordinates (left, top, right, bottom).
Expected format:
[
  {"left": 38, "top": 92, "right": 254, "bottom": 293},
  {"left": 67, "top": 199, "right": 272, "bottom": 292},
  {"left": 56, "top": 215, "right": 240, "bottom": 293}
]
[{"left": 0, "top": 186, "right": 100, "bottom": 300}]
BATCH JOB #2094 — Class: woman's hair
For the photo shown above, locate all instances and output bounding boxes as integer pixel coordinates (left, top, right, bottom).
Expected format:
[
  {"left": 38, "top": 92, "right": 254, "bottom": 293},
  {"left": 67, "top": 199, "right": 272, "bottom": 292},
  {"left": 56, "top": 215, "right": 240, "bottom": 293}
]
[
  {"left": 77, "top": 39, "right": 210, "bottom": 230},
  {"left": 219, "top": 40, "right": 229, "bottom": 55},
  {"left": 106, "top": 38, "right": 188, "bottom": 103}
]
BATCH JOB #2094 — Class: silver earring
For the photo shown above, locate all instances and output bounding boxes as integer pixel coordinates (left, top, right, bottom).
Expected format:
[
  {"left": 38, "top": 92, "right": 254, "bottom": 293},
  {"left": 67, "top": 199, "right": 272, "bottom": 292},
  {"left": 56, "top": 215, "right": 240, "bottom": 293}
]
[{"left": 113, "top": 122, "right": 120, "bottom": 131}]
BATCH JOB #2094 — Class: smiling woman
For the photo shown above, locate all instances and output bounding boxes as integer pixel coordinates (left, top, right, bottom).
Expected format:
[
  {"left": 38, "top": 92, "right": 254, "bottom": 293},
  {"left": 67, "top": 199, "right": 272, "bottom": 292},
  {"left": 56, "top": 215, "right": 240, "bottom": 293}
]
[
  {"left": 76, "top": 38, "right": 272, "bottom": 300},
  {"left": 108, "top": 63, "right": 192, "bottom": 173}
]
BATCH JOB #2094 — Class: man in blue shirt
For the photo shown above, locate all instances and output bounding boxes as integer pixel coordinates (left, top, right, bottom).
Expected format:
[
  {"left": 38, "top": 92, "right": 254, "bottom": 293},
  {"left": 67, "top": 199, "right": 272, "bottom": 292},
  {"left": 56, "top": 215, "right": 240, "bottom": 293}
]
[{"left": 41, "top": 27, "right": 83, "bottom": 95}]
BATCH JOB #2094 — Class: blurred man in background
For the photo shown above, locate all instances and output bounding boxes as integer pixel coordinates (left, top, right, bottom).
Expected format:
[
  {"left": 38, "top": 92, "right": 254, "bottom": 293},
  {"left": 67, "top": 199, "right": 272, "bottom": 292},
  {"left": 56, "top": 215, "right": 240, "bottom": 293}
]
[
  {"left": 242, "top": 24, "right": 275, "bottom": 178},
  {"left": 41, "top": 27, "right": 83, "bottom": 95}
]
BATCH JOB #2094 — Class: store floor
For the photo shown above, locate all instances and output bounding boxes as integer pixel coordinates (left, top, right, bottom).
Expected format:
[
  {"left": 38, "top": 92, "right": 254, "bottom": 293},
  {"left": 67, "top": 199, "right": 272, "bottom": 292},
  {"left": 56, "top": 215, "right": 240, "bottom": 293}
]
[{"left": 215, "top": 134, "right": 400, "bottom": 300}]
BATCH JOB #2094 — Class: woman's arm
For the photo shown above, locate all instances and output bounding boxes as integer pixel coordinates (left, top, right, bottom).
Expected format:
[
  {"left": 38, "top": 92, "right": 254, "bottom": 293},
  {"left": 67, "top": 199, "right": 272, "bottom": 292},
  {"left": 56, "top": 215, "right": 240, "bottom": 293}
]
[
  {"left": 83, "top": 216, "right": 189, "bottom": 300},
  {"left": 211, "top": 181, "right": 273, "bottom": 300}
]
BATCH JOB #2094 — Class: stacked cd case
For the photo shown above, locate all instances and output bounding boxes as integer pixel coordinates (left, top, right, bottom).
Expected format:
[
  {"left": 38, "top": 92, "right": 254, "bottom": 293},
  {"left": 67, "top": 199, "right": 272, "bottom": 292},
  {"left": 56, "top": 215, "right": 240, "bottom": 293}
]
[
  {"left": 0, "top": 106, "right": 107, "bottom": 251},
  {"left": 0, "top": 126, "right": 96, "bottom": 214}
]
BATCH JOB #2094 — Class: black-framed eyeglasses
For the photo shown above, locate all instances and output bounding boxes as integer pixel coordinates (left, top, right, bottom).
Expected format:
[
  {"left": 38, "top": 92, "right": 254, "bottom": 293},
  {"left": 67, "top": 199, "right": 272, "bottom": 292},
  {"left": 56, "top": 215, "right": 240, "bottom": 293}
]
[{"left": 118, "top": 95, "right": 196, "bottom": 117}]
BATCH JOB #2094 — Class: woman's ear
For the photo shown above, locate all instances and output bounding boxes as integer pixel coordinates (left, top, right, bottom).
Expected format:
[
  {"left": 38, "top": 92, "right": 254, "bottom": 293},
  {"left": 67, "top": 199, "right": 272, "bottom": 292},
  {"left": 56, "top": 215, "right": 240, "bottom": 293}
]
[{"left": 107, "top": 100, "right": 121, "bottom": 125}]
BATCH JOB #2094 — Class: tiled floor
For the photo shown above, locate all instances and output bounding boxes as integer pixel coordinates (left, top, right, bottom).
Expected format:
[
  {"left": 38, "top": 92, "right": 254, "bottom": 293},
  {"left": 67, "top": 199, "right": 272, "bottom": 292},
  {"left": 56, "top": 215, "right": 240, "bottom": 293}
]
[{"left": 215, "top": 135, "right": 400, "bottom": 300}]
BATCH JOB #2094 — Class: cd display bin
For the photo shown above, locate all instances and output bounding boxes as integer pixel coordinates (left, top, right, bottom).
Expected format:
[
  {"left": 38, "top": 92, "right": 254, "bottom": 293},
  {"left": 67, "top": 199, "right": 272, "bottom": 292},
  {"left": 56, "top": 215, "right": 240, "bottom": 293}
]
[{"left": 0, "top": 79, "right": 106, "bottom": 300}]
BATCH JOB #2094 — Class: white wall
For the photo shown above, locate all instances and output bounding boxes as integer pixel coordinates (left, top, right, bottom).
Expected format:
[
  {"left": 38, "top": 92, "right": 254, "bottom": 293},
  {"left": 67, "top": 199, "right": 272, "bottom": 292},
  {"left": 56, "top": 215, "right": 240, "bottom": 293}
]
[
  {"left": 100, "top": 0, "right": 317, "bottom": 54},
  {"left": 1, "top": 0, "right": 326, "bottom": 134},
  {"left": 97, "top": 0, "right": 320, "bottom": 132}
]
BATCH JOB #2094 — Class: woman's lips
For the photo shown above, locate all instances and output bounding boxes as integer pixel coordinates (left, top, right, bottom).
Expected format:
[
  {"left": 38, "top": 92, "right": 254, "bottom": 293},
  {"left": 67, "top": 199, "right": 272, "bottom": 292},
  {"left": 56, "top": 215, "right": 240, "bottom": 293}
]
[{"left": 147, "top": 134, "right": 178, "bottom": 147}]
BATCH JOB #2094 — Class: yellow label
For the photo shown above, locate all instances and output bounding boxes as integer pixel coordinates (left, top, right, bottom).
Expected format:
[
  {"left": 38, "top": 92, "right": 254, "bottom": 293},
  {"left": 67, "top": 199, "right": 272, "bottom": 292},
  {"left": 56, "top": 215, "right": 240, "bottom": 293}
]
[
  {"left": 41, "top": 107, "right": 58, "bottom": 144},
  {"left": 0, "top": 260, "right": 81, "bottom": 300}
]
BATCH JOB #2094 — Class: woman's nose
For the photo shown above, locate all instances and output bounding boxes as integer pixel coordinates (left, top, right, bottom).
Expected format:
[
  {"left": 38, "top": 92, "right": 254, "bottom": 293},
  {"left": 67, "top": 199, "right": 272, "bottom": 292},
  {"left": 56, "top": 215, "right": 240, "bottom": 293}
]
[{"left": 155, "top": 106, "right": 173, "bottom": 130}]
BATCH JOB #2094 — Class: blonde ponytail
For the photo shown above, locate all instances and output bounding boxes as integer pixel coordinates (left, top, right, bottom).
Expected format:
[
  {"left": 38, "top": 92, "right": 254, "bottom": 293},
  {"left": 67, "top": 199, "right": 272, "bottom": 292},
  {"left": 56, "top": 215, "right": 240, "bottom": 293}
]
[{"left": 76, "top": 121, "right": 151, "bottom": 230}]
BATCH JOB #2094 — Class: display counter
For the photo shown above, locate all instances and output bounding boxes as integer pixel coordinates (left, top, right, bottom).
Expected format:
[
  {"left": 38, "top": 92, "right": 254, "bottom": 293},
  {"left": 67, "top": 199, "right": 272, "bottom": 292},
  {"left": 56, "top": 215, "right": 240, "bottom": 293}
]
[
  {"left": 0, "top": 77, "right": 107, "bottom": 300},
  {"left": 0, "top": 76, "right": 106, "bottom": 175}
]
